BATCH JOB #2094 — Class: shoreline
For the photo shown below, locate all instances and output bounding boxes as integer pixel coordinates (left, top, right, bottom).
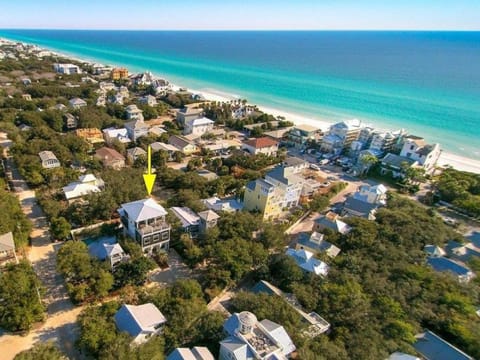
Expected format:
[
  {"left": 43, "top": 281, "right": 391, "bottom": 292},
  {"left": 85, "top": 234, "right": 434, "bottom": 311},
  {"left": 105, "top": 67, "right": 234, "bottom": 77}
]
[{"left": 3, "top": 37, "right": 480, "bottom": 174}]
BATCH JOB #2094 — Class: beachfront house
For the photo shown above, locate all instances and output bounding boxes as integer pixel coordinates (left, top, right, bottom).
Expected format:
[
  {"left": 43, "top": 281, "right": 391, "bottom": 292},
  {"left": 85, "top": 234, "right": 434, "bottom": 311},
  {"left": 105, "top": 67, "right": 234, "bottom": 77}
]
[
  {"left": 399, "top": 135, "right": 441, "bottom": 174},
  {"left": 115, "top": 303, "right": 167, "bottom": 344},
  {"left": 38, "top": 150, "right": 60, "bottom": 169},
  {"left": 287, "top": 124, "right": 322, "bottom": 149},
  {"left": 220, "top": 311, "right": 296, "bottom": 360},
  {"left": 241, "top": 137, "right": 279, "bottom": 156},
  {"left": 111, "top": 67, "right": 129, "bottom": 80},
  {"left": 320, "top": 119, "right": 363, "bottom": 155},
  {"left": 118, "top": 198, "right": 171, "bottom": 254}
]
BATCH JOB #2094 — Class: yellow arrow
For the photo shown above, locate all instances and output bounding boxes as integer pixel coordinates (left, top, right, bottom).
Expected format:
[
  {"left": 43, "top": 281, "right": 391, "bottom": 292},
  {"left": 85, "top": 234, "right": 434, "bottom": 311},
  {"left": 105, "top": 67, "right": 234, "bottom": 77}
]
[{"left": 142, "top": 145, "right": 156, "bottom": 195}]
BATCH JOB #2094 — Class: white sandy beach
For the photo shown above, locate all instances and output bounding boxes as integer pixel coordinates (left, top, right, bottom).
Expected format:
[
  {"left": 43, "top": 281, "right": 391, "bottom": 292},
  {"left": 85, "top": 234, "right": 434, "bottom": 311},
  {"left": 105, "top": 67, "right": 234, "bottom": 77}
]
[
  {"left": 7, "top": 38, "right": 480, "bottom": 174},
  {"left": 194, "top": 88, "right": 480, "bottom": 174}
]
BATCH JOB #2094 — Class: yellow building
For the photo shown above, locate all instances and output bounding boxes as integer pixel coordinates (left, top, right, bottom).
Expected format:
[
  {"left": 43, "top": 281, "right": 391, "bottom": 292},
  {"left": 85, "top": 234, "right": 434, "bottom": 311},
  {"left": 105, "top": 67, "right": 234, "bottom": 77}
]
[
  {"left": 111, "top": 67, "right": 129, "bottom": 80},
  {"left": 244, "top": 178, "right": 283, "bottom": 221},
  {"left": 75, "top": 128, "right": 105, "bottom": 145}
]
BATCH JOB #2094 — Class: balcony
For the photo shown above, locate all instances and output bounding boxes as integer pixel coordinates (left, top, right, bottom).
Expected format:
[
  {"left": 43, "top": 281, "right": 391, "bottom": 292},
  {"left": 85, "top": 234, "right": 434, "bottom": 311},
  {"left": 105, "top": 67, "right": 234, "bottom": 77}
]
[{"left": 136, "top": 222, "right": 170, "bottom": 236}]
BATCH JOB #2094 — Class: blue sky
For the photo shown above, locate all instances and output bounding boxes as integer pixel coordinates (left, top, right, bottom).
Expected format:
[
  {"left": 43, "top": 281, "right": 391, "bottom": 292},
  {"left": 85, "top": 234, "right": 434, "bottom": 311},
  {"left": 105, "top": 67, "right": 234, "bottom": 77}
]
[{"left": 1, "top": 0, "right": 479, "bottom": 30}]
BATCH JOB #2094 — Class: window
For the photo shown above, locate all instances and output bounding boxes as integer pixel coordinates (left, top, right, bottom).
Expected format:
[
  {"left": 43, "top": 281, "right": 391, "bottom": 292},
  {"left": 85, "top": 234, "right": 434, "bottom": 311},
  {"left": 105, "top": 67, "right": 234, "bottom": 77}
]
[
  {"left": 410, "top": 145, "right": 414, "bottom": 150},
  {"left": 161, "top": 231, "right": 169, "bottom": 240}
]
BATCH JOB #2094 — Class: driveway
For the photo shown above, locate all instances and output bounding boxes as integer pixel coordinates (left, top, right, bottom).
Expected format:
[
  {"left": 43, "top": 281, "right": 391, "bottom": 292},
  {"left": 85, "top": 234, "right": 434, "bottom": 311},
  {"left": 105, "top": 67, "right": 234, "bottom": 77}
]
[{"left": 0, "top": 132, "right": 83, "bottom": 359}]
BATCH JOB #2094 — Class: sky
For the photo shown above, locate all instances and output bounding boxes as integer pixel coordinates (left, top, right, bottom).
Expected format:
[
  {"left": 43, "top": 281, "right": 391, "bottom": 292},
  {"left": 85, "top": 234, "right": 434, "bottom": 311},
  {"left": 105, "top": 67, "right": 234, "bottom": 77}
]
[{"left": 0, "top": 0, "right": 479, "bottom": 30}]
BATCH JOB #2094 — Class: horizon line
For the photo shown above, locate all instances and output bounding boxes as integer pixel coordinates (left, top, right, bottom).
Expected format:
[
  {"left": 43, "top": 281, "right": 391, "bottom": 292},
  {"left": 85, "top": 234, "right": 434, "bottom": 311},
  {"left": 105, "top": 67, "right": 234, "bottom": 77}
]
[{"left": 1, "top": 28, "right": 479, "bottom": 32}]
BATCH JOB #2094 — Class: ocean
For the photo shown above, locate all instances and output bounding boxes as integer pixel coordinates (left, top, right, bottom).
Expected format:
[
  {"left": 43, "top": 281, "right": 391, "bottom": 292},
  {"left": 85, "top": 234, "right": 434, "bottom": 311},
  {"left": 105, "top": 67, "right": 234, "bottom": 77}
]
[{"left": 0, "top": 30, "right": 479, "bottom": 157}]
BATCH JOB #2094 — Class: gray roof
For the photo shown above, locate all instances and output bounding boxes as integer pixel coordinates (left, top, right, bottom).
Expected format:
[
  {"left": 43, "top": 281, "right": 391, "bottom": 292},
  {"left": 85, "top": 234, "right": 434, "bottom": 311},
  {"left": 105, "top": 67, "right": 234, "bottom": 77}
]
[
  {"left": 0, "top": 232, "right": 15, "bottom": 252},
  {"left": 343, "top": 196, "right": 378, "bottom": 217},
  {"left": 381, "top": 153, "right": 415, "bottom": 169},
  {"left": 197, "top": 209, "right": 220, "bottom": 222},
  {"left": 414, "top": 330, "right": 474, "bottom": 360},
  {"left": 115, "top": 303, "right": 166, "bottom": 338},
  {"left": 88, "top": 236, "right": 124, "bottom": 260},
  {"left": 315, "top": 213, "right": 351, "bottom": 234},
  {"left": 125, "top": 119, "right": 148, "bottom": 130},
  {"left": 283, "top": 156, "right": 307, "bottom": 167},
  {"left": 297, "top": 232, "right": 341, "bottom": 257},
  {"left": 127, "top": 147, "right": 147, "bottom": 157},
  {"left": 38, "top": 150, "right": 58, "bottom": 162},
  {"left": 266, "top": 166, "right": 303, "bottom": 186},
  {"left": 169, "top": 135, "right": 194, "bottom": 149}
]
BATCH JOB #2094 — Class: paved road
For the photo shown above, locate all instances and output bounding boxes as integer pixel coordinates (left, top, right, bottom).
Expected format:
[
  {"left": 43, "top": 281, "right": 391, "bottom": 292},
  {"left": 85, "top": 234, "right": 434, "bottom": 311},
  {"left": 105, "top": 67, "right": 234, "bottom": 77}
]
[{"left": 0, "top": 132, "right": 83, "bottom": 360}]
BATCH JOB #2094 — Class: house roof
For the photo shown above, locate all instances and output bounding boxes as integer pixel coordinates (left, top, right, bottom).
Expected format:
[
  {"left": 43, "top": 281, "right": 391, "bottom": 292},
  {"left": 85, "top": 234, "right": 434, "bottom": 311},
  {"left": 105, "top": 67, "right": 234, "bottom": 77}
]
[
  {"left": 190, "top": 117, "right": 214, "bottom": 126},
  {"left": 427, "top": 257, "right": 472, "bottom": 278},
  {"left": 219, "top": 337, "right": 251, "bottom": 359},
  {"left": 167, "top": 347, "right": 214, "bottom": 360},
  {"left": 95, "top": 147, "right": 125, "bottom": 162},
  {"left": 119, "top": 198, "right": 168, "bottom": 222},
  {"left": 69, "top": 97, "right": 86, "bottom": 106},
  {"left": 243, "top": 137, "right": 278, "bottom": 149},
  {"left": 127, "top": 147, "right": 147, "bottom": 158},
  {"left": 197, "top": 209, "right": 220, "bottom": 222},
  {"left": 286, "top": 248, "right": 329, "bottom": 276},
  {"left": 126, "top": 104, "right": 142, "bottom": 113},
  {"left": 343, "top": 196, "right": 378, "bottom": 217},
  {"left": 381, "top": 153, "right": 415, "bottom": 169},
  {"left": 88, "top": 236, "right": 124, "bottom": 260},
  {"left": 171, "top": 207, "right": 200, "bottom": 227},
  {"left": 315, "top": 212, "right": 351, "bottom": 234},
  {"left": 283, "top": 156, "right": 307, "bottom": 168},
  {"left": 297, "top": 232, "right": 341, "bottom": 258},
  {"left": 38, "top": 150, "right": 58, "bottom": 162},
  {"left": 266, "top": 166, "right": 303, "bottom": 186},
  {"left": 151, "top": 141, "right": 178, "bottom": 152},
  {"left": 115, "top": 303, "right": 167, "bottom": 338},
  {"left": 260, "top": 319, "right": 296, "bottom": 356},
  {"left": 103, "top": 127, "right": 129, "bottom": 138},
  {"left": 293, "top": 124, "right": 319, "bottom": 133},
  {"left": 169, "top": 135, "right": 194, "bottom": 150},
  {"left": 424, "top": 245, "right": 446, "bottom": 258},
  {"left": 79, "top": 174, "right": 97, "bottom": 183},
  {"left": 414, "top": 330, "right": 474, "bottom": 360},
  {"left": 0, "top": 232, "right": 15, "bottom": 252},
  {"left": 63, "top": 182, "right": 101, "bottom": 200},
  {"left": 125, "top": 119, "right": 148, "bottom": 130}
]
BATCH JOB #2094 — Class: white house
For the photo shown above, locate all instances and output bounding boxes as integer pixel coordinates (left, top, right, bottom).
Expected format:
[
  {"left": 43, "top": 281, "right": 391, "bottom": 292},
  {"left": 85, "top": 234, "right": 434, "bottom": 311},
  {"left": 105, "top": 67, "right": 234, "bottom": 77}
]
[
  {"left": 399, "top": 135, "right": 441, "bottom": 174},
  {"left": 88, "top": 236, "right": 128, "bottom": 269},
  {"left": 352, "top": 184, "right": 387, "bottom": 205},
  {"left": 285, "top": 248, "right": 329, "bottom": 276},
  {"left": 38, "top": 151, "right": 60, "bottom": 169},
  {"left": 167, "top": 347, "right": 214, "bottom": 360},
  {"left": 170, "top": 207, "right": 200, "bottom": 237},
  {"left": 62, "top": 174, "right": 104, "bottom": 203},
  {"left": 102, "top": 127, "right": 131, "bottom": 144},
  {"left": 118, "top": 198, "right": 171, "bottom": 254},
  {"left": 139, "top": 95, "right": 157, "bottom": 107},
  {"left": 220, "top": 311, "right": 296, "bottom": 360},
  {"left": 69, "top": 97, "right": 87, "bottom": 109},
  {"left": 115, "top": 303, "right": 167, "bottom": 344},
  {"left": 183, "top": 117, "right": 215, "bottom": 137},
  {"left": 125, "top": 119, "right": 149, "bottom": 142},
  {"left": 53, "top": 63, "right": 81, "bottom": 75},
  {"left": 125, "top": 104, "right": 144, "bottom": 121}
]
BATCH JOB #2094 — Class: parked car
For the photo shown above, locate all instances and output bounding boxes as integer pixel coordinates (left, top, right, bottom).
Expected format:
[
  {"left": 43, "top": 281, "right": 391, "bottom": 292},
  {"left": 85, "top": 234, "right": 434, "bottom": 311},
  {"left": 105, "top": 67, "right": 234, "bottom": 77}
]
[
  {"left": 319, "top": 159, "right": 330, "bottom": 165},
  {"left": 310, "top": 163, "right": 321, "bottom": 171}
]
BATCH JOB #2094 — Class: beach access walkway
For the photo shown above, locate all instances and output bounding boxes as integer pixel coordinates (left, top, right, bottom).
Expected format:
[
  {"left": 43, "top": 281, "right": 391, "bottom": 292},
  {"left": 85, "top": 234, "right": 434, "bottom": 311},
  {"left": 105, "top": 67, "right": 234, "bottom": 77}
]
[{"left": 0, "top": 132, "right": 84, "bottom": 360}]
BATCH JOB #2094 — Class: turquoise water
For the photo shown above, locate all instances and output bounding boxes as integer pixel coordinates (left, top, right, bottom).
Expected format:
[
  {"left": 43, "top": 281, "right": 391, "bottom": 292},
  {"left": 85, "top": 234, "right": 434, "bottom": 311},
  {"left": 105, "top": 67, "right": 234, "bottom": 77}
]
[{"left": 0, "top": 30, "right": 479, "bottom": 157}]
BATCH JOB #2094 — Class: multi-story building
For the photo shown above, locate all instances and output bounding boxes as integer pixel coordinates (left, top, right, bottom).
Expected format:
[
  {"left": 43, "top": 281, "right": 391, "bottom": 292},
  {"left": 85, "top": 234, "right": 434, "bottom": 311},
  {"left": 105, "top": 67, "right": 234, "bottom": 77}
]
[
  {"left": 244, "top": 178, "right": 284, "bottom": 221},
  {"left": 125, "top": 119, "right": 149, "bottom": 142},
  {"left": 399, "top": 135, "right": 441, "bottom": 174},
  {"left": 241, "top": 137, "right": 279, "bottom": 156},
  {"left": 320, "top": 119, "right": 363, "bottom": 154},
  {"left": 125, "top": 104, "right": 144, "bottom": 121},
  {"left": 176, "top": 107, "right": 204, "bottom": 127},
  {"left": 287, "top": 124, "right": 322, "bottom": 149},
  {"left": 183, "top": 117, "right": 215, "bottom": 137},
  {"left": 53, "top": 63, "right": 81, "bottom": 75},
  {"left": 265, "top": 166, "right": 304, "bottom": 208},
  {"left": 118, "top": 198, "right": 171, "bottom": 254},
  {"left": 111, "top": 67, "right": 129, "bottom": 80}
]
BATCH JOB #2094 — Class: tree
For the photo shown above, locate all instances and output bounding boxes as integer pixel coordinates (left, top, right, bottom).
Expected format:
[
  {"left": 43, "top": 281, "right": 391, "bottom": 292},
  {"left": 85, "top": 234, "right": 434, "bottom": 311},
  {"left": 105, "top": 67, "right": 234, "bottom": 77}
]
[
  {"left": 14, "top": 342, "right": 66, "bottom": 360},
  {"left": 173, "top": 151, "right": 185, "bottom": 163},
  {"left": 358, "top": 153, "right": 378, "bottom": 175},
  {"left": 50, "top": 217, "right": 71, "bottom": 240},
  {"left": 114, "top": 257, "right": 156, "bottom": 288},
  {"left": 0, "top": 261, "right": 45, "bottom": 331}
]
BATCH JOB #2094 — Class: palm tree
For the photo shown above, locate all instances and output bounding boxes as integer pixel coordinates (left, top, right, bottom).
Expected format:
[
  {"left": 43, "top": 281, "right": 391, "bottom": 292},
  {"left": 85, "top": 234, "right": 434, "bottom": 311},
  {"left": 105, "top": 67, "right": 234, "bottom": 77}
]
[{"left": 359, "top": 153, "right": 378, "bottom": 175}]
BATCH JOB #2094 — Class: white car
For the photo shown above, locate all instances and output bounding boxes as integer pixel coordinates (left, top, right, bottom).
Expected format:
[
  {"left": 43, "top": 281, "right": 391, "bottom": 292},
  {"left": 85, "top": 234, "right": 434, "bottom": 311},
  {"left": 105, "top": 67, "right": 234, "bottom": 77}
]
[{"left": 309, "top": 164, "right": 321, "bottom": 171}]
